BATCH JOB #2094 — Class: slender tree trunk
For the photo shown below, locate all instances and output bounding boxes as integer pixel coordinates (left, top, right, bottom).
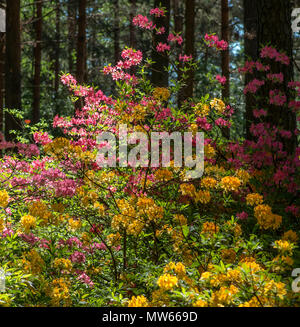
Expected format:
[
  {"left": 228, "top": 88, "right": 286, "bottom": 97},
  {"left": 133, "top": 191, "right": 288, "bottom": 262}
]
[
  {"left": 5, "top": 0, "right": 21, "bottom": 140},
  {"left": 113, "top": 0, "right": 120, "bottom": 64},
  {"left": 221, "top": 0, "right": 230, "bottom": 138},
  {"left": 76, "top": 0, "right": 87, "bottom": 110},
  {"left": 68, "top": 0, "right": 76, "bottom": 74},
  {"left": 172, "top": 0, "right": 184, "bottom": 106},
  {"left": 129, "top": 0, "right": 137, "bottom": 75},
  {"left": 0, "top": 0, "right": 4, "bottom": 133},
  {"left": 0, "top": 32, "right": 4, "bottom": 133},
  {"left": 129, "top": 0, "right": 136, "bottom": 49},
  {"left": 54, "top": 0, "right": 60, "bottom": 98},
  {"left": 244, "top": 0, "right": 258, "bottom": 139},
  {"left": 32, "top": 0, "right": 42, "bottom": 124},
  {"left": 182, "top": 0, "right": 195, "bottom": 100},
  {"left": 76, "top": 0, "right": 87, "bottom": 84},
  {"left": 151, "top": 0, "right": 170, "bottom": 87}
]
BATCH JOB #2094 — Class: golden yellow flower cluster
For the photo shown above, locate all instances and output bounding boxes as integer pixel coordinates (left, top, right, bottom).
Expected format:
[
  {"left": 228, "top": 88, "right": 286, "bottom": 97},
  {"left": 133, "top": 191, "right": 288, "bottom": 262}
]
[
  {"left": 154, "top": 168, "right": 173, "bottom": 182},
  {"left": 246, "top": 193, "right": 264, "bottom": 206},
  {"left": 201, "top": 177, "right": 217, "bottom": 189},
  {"left": 220, "top": 176, "right": 241, "bottom": 192},
  {"left": 210, "top": 98, "right": 226, "bottom": 114},
  {"left": 53, "top": 258, "right": 72, "bottom": 272},
  {"left": 48, "top": 278, "right": 71, "bottom": 306},
  {"left": 153, "top": 87, "right": 170, "bottom": 101},
  {"left": 22, "top": 249, "right": 44, "bottom": 274},
  {"left": 282, "top": 230, "right": 298, "bottom": 243},
  {"left": 20, "top": 214, "right": 36, "bottom": 233},
  {"left": 254, "top": 204, "right": 282, "bottom": 230},
  {"left": 157, "top": 273, "right": 178, "bottom": 290},
  {"left": 28, "top": 201, "right": 52, "bottom": 225},
  {"left": 128, "top": 295, "right": 149, "bottom": 307},
  {"left": 202, "top": 221, "right": 219, "bottom": 235},
  {"left": 236, "top": 169, "right": 251, "bottom": 184},
  {"left": 163, "top": 262, "right": 186, "bottom": 278},
  {"left": 68, "top": 218, "right": 82, "bottom": 231},
  {"left": 273, "top": 240, "right": 293, "bottom": 254},
  {"left": 0, "top": 190, "right": 9, "bottom": 208},
  {"left": 194, "top": 103, "right": 210, "bottom": 118}
]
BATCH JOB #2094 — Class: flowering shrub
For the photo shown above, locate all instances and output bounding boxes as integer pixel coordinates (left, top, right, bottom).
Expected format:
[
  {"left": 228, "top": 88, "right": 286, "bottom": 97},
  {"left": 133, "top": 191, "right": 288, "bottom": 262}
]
[{"left": 0, "top": 7, "right": 299, "bottom": 307}]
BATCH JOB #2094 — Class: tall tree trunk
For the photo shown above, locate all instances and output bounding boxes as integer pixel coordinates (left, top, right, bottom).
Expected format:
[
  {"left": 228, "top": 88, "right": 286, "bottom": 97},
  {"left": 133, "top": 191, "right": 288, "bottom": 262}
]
[
  {"left": 151, "top": 0, "right": 170, "bottom": 87},
  {"left": 172, "top": 0, "right": 184, "bottom": 106},
  {"left": 54, "top": 0, "right": 60, "bottom": 101},
  {"left": 76, "top": 0, "right": 87, "bottom": 110},
  {"left": 68, "top": 0, "right": 76, "bottom": 74},
  {"left": 32, "top": 0, "right": 42, "bottom": 124},
  {"left": 221, "top": 0, "right": 230, "bottom": 138},
  {"left": 76, "top": 0, "right": 86, "bottom": 84},
  {"left": 182, "top": 0, "right": 195, "bottom": 100},
  {"left": 0, "top": 32, "right": 4, "bottom": 133},
  {"left": 0, "top": 0, "right": 4, "bottom": 133},
  {"left": 244, "top": 0, "right": 258, "bottom": 139},
  {"left": 129, "top": 0, "right": 136, "bottom": 49},
  {"left": 245, "top": 0, "right": 297, "bottom": 153},
  {"left": 129, "top": 0, "right": 137, "bottom": 75},
  {"left": 113, "top": 0, "right": 120, "bottom": 64},
  {"left": 5, "top": 0, "right": 21, "bottom": 141}
]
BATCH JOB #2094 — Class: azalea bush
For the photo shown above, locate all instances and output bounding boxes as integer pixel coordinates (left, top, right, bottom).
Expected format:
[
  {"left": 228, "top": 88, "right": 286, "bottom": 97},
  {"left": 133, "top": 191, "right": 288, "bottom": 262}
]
[{"left": 0, "top": 7, "right": 299, "bottom": 307}]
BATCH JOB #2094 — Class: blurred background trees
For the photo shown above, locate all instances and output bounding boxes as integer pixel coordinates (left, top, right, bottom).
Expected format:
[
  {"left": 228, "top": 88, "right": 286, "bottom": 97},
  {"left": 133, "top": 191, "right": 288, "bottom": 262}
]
[{"left": 0, "top": 0, "right": 299, "bottom": 143}]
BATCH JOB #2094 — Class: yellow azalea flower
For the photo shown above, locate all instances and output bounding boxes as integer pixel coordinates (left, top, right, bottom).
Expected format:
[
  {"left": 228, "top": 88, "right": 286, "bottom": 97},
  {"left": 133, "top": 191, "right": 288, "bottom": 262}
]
[
  {"left": 20, "top": 214, "right": 36, "bottom": 233},
  {"left": 220, "top": 176, "right": 241, "bottom": 192},
  {"left": 128, "top": 295, "right": 149, "bottom": 307},
  {"left": 0, "top": 190, "right": 9, "bottom": 208},
  {"left": 282, "top": 230, "right": 298, "bottom": 244},
  {"left": 246, "top": 193, "right": 264, "bottom": 206},
  {"left": 153, "top": 87, "right": 170, "bottom": 101},
  {"left": 157, "top": 273, "right": 178, "bottom": 290}
]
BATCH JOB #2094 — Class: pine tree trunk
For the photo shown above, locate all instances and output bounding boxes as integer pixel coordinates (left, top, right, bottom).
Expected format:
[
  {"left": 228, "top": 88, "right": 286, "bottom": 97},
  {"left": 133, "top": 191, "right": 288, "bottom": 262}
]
[
  {"left": 244, "top": 0, "right": 258, "bottom": 139},
  {"left": 76, "top": 0, "right": 87, "bottom": 84},
  {"left": 221, "top": 0, "right": 230, "bottom": 138},
  {"left": 113, "top": 0, "right": 120, "bottom": 64},
  {"left": 182, "top": 0, "right": 195, "bottom": 100},
  {"left": 172, "top": 0, "right": 184, "bottom": 106},
  {"left": 76, "top": 0, "right": 87, "bottom": 110},
  {"left": 0, "top": 32, "right": 4, "bottom": 133},
  {"left": 68, "top": 0, "right": 76, "bottom": 74},
  {"left": 151, "top": 0, "right": 170, "bottom": 87},
  {"left": 33, "top": 0, "right": 42, "bottom": 124},
  {"left": 54, "top": 0, "right": 60, "bottom": 100},
  {"left": 5, "top": 0, "right": 21, "bottom": 140},
  {"left": 129, "top": 0, "right": 136, "bottom": 49}
]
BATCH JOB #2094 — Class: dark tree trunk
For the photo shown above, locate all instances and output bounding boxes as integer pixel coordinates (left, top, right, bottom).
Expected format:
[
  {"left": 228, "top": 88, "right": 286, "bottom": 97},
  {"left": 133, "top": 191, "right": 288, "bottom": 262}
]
[
  {"left": 221, "top": 0, "right": 230, "bottom": 138},
  {"left": 54, "top": 0, "right": 60, "bottom": 98},
  {"left": 32, "top": 0, "right": 42, "bottom": 124},
  {"left": 151, "top": 0, "right": 170, "bottom": 87},
  {"left": 5, "top": 0, "right": 21, "bottom": 140},
  {"left": 172, "top": 0, "right": 184, "bottom": 106},
  {"left": 129, "top": 0, "right": 137, "bottom": 75},
  {"left": 182, "top": 0, "right": 195, "bottom": 100},
  {"left": 129, "top": 0, "right": 136, "bottom": 49},
  {"left": 68, "top": 0, "right": 76, "bottom": 74},
  {"left": 244, "top": 0, "right": 258, "bottom": 139},
  {"left": 0, "top": 32, "right": 4, "bottom": 133},
  {"left": 113, "top": 0, "right": 120, "bottom": 64},
  {"left": 245, "top": 0, "right": 297, "bottom": 153},
  {"left": 76, "top": 0, "right": 87, "bottom": 84},
  {"left": 76, "top": 0, "right": 87, "bottom": 110}
]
